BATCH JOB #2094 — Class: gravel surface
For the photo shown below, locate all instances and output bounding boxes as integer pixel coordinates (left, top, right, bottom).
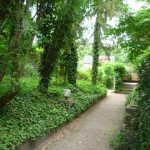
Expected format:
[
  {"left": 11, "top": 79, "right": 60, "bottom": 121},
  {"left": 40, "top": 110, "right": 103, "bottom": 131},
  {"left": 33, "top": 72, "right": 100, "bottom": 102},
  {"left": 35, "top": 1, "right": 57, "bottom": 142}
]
[{"left": 36, "top": 91, "right": 126, "bottom": 150}]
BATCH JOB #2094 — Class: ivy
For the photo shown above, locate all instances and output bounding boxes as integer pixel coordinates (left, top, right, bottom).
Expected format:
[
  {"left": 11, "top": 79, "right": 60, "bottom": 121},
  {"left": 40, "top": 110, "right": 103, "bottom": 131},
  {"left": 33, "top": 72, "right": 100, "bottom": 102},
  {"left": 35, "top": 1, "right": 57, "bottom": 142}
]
[
  {"left": 131, "top": 54, "right": 150, "bottom": 150},
  {"left": 0, "top": 83, "right": 107, "bottom": 150}
]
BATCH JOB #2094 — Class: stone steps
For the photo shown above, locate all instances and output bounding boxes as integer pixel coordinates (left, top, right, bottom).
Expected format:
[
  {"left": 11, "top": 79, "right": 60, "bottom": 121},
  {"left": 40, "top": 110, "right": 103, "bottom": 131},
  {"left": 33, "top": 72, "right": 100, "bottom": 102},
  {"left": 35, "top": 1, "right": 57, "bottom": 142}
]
[{"left": 121, "top": 82, "right": 138, "bottom": 94}]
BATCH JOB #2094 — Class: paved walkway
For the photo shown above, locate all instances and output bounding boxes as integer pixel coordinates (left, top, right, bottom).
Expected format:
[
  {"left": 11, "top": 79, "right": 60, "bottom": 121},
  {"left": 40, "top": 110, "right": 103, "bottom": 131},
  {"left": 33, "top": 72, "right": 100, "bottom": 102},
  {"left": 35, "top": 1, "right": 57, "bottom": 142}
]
[{"left": 37, "top": 91, "right": 126, "bottom": 150}]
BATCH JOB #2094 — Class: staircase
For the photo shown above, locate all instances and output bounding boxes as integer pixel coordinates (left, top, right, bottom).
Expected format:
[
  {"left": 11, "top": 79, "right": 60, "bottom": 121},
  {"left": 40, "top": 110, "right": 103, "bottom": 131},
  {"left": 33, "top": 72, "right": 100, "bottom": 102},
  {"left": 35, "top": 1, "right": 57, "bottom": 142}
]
[{"left": 121, "top": 82, "right": 138, "bottom": 94}]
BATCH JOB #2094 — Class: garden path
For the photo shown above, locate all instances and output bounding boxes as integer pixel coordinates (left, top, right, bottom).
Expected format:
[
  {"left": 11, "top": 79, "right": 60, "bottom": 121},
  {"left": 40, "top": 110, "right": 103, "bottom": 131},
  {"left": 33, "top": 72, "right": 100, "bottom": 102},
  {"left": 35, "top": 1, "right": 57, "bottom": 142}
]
[{"left": 37, "top": 91, "right": 126, "bottom": 150}]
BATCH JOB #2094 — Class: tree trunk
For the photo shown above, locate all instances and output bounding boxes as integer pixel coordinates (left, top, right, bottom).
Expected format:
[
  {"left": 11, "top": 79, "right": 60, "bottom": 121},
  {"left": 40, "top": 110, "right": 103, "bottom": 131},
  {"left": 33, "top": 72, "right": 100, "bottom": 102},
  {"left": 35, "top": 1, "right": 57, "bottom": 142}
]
[
  {"left": 38, "top": 45, "right": 59, "bottom": 93},
  {"left": 9, "top": 0, "right": 22, "bottom": 93},
  {"left": 66, "top": 42, "right": 78, "bottom": 86},
  {"left": 38, "top": 13, "right": 73, "bottom": 93},
  {"left": 0, "top": 0, "right": 22, "bottom": 107},
  {"left": 92, "top": 13, "right": 101, "bottom": 85}
]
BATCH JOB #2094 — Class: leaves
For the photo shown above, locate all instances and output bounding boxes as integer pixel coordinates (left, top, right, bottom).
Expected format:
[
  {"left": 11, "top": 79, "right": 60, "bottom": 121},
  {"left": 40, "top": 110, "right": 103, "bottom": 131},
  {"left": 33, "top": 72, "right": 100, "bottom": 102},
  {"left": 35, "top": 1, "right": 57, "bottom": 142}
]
[{"left": 0, "top": 80, "right": 107, "bottom": 149}]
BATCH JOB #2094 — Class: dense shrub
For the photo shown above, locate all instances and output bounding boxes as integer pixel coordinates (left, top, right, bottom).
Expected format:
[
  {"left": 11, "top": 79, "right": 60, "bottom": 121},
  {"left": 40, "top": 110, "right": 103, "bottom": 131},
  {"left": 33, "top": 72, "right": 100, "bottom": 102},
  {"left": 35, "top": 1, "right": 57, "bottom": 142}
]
[
  {"left": 114, "top": 63, "right": 126, "bottom": 92},
  {"left": 96, "top": 67, "right": 106, "bottom": 85},
  {"left": 78, "top": 80, "right": 107, "bottom": 95},
  {"left": 20, "top": 77, "right": 39, "bottom": 94},
  {"left": 131, "top": 54, "right": 150, "bottom": 150},
  {"left": 77, "top": 69, "right": 91, "bottom": 81},
  {"left": 102, "top": 62, "right": 114, "bottom": 88}
]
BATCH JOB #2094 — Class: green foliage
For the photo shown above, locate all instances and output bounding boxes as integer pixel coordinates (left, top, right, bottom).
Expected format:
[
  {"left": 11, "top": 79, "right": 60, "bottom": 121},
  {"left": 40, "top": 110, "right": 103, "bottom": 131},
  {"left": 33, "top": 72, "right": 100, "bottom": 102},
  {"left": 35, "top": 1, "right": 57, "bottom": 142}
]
[
  {"left": 102, "top": 62, "right": 115, "bottom": 88},
  {"left": 0, "top": 76, "right": 11, "bottom": 96},
  {"left": 112, "top": 48, "right": 128, "bottom": 63},
  {"left": 0, "top": 82, "right": 107, "bottom": 150},
  {"left": 63, "top": 44, "right": 78, "bottom": 86},
  {"left": 125, "top": 88, "right": 139, "bottom": 107},
  {"left": 48, "top": 86, "right": 63, "bottom": 98},
  {"left": 20, "top": 77, "right": 39, "bottom": 94},
  {"left": 97, "top": 67, "right": 106, "bottom": 85},
  {"left": 124, "top": 69, "right": 132, "bottom": 81},
  {"left": 78, "top": 80, "right": 107, "bottom": 95},
  {"left": 77, "top": 69, "right": 91, "bottom": 81},
  {"left": 38, "top": 0, "right": 89, "bottom": 92},
  {"left": 130, "top": 53, "right": 150, "bottom": 150},
  {"left": 92, "top": 13, "right": 101, "bottom": 85},
  {"left": 114, "top": 63, "right": 126, "bottom": 92},
  {"left": 110, "top": 132, "right": 129, "bottom": 150},
  {"left": 113, "top": 8, "right": 150, "bottom": 61}
]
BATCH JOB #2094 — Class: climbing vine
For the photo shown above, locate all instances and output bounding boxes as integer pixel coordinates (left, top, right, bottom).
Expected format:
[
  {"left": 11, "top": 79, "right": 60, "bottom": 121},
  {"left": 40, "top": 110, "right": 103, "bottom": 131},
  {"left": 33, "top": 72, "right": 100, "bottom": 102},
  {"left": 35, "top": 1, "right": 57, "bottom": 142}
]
[{"left": 65, "top": 43, "right": 78, "bottom": 86}]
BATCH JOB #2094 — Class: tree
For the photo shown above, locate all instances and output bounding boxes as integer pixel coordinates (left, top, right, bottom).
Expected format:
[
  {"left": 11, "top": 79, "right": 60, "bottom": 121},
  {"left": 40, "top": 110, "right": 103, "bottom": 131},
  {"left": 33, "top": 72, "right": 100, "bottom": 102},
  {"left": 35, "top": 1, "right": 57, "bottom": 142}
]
[
  {"left": 61, "top": 0, "right": 89, "bottom": 86},
  {"left": 113, "top": 8, "right": 150, "bottom": 61},
  {"left": 91, "top": 0, "right": 124, "bottom": 85},
  {"left": 38, "top": 0, "right": 85, "bottom": 92},
  {"left": 92, "top": 12, "right": 101, "bottom": 85},
  {"left": 0, "top": 0, "right": 22, "bottom": 107},
  {"left": 0, "top": 0, "right": 35, "bottom": 107}
]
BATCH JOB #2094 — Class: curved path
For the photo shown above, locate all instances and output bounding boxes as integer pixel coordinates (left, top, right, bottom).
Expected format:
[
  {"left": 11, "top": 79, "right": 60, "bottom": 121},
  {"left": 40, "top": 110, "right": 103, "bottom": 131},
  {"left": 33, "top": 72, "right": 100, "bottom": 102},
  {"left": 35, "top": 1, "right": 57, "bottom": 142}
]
[{"left": 37, "top": 91, "right": 126, "bottom": 150}]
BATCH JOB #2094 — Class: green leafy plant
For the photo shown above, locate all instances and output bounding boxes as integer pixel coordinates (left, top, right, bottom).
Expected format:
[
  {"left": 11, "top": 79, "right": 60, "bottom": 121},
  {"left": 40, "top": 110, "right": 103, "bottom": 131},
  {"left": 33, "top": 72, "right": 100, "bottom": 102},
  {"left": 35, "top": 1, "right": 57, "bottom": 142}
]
[
  {"left": 77, "top": 70, "right": 91, "bottom": 82},
  {"left": 78, "top": 80, "right": 107, "bottom": 95},
  {"left": 114, "top": 63, "right": 126, "bottom": 92},
  {"left": 0, "top": 78, "right": 107, "bottom": 150},
  {"left": 110, "top": 132, "right": 129, "bottom": 150},
  {"left": 125, "top": 88, "right": 139, "bottom": 107},
  {"left": 102, "top": 62, "right": 115, "bottom": 88},
  {"left": 97, "top": 67, "right": 106, "bottom": 85},
  {"left": 131, "top": 53, "right": 150, "bottom": 150}
]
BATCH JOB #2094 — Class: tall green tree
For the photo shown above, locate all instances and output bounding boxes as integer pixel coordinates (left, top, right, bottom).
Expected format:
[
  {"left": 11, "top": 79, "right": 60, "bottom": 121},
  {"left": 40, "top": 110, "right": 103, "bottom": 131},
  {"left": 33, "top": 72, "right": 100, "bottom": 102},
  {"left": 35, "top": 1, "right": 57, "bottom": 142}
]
[
  {"left": 113, "top": 8, "right": 150, "bottom": 61},
  {"left": 62, "top": 1, "right": 89, "bottom": 86},
  {"left": 0, "top": 0, "right": 22, "bottom": 107},
  {"left": 0, "top": 0, "right": 34, "bottom": 106},
  {"left": 92, "top": 12, "right": 101, "bottom": 85},
  {"left": 38, "top": 1, "right": 82, "bottom": 92},
  {"left": 91, "top": 0, "right": 124, "bottom": 85}
]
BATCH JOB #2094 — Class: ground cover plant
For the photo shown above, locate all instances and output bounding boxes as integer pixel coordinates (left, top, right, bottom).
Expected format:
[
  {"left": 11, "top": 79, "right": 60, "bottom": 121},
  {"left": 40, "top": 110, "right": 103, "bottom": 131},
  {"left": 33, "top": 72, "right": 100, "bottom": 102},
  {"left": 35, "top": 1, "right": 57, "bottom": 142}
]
[{"left": 0, "top": 78, "right": 107, "bottom": 150}]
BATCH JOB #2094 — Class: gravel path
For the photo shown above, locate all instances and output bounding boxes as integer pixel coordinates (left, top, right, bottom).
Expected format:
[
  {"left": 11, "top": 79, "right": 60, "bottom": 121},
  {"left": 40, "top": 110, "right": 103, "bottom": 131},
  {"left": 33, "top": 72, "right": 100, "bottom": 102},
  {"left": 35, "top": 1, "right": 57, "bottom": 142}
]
[{"left": 37, "top": 91, "right": 126, "bottom": 150}]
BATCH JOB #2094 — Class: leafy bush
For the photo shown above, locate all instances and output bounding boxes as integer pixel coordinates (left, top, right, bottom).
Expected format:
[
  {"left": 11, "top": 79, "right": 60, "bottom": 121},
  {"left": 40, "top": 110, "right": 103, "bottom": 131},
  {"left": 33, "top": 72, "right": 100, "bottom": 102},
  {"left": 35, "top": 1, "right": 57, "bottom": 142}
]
[
  {"left": 114, "top": 63, "right": 126, "bottom": 92},
  {"left": 131, "top": 53, "right": 150, "bottom": 150},
  {"left": 78, "top": 80, "right": 107, "bottom": 96},
  {"left": 20, "top": 77, "right": 39, "bottom": 94},
  {"left": 77, "top": 69, "right": 91, "bottom": 81},
  {"left": 97, "top": 67, "right": 106, "bottom": 85},
  {"left": 102, "top": 62, "right": 115, "bottom": 88}
]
